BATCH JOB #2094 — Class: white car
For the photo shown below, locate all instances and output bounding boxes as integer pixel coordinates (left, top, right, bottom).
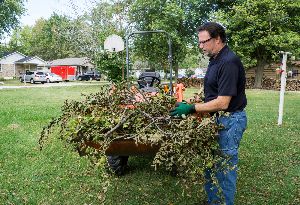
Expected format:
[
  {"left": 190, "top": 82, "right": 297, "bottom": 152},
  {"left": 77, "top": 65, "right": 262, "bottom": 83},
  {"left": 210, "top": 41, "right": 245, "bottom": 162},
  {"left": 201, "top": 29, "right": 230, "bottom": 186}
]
[
  {"left": 45, "top": 73, "right": 63, "bottom": 83},
  {"left": 191, "top": 74, "right": 205, "bottom": 79}
]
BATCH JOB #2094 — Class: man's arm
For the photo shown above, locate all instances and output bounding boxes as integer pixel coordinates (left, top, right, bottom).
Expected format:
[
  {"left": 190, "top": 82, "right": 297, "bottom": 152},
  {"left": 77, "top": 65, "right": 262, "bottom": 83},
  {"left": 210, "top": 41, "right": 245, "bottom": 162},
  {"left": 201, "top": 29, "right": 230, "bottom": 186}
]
[{"left": 194, "top": 96, "right": 231, "bottom": 113}]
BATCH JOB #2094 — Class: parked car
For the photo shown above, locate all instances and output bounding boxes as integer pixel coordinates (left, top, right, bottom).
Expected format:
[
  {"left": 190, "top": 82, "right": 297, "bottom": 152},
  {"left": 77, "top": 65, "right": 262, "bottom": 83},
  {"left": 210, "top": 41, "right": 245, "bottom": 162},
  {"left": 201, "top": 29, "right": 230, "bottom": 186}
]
[
  {"left": 44, "top": 72, "right": 63, "bottom": 83},
  {"left": 76, "top": 71, "right": 101, "bottom": 81},
  {"left": 191, "top": 74, "right": 205, "bottom": 79},
  {"left": 19, "top": 71, "right": 47, "bottom": 84},
  {"left": 166, "top": 73, "right": 175, "bottom": 80},
  {"left": 178, "top": 74, "right": 186, "bottom": 79}
]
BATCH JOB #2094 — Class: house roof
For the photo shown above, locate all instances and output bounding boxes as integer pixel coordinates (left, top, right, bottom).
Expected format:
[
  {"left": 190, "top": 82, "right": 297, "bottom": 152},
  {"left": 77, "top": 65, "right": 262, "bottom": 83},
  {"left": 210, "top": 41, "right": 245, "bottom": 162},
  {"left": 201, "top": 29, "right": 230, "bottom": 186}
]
[
  {"left": 0, "top": 51, "right": 26, "bottom": 60},
  {"left": 15, "top": 56, "right": 34, "bottom": 63},
  {"left": 50, "top": 57, "right": 94, "bottom": 67},
  {"left": 15, "top": 56, "right": 46, "bottom": 64},
  {"left": 2, "top": 52, "right": 14, "bottom": 57}
]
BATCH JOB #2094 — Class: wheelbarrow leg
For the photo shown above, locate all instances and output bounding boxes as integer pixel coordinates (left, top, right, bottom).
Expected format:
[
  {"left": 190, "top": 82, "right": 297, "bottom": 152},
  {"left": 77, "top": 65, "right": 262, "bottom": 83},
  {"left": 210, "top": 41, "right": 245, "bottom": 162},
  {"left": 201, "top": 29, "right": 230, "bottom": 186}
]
[{"left": 107, "top": 156, "right": 129, "bottom": 176}]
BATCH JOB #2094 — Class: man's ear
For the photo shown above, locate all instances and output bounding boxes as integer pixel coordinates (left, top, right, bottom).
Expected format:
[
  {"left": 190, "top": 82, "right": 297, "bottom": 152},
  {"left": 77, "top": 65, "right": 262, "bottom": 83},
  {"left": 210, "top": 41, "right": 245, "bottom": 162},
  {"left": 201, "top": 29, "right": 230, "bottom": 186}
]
[{"left": 216, "top": 36, "right": 222, "bottom": 44}]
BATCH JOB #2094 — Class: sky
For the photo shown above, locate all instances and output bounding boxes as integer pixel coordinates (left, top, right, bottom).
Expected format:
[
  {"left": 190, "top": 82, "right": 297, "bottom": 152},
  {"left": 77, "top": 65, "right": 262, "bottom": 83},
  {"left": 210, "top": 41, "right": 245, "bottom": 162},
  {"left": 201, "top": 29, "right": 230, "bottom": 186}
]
[
  {"left": 1, "top": 0, "right": 96, "bottom": 43},
  {"left": 20, "top": 0, "right": 95, "bottom": 26}
]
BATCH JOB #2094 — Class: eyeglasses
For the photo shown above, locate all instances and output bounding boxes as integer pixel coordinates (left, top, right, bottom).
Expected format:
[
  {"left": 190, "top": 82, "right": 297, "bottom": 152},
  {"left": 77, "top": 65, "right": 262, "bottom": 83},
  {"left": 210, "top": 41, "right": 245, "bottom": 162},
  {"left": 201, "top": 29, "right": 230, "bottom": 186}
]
[{"left": 198, "top": 37, "right": 212, "bottom": 45}]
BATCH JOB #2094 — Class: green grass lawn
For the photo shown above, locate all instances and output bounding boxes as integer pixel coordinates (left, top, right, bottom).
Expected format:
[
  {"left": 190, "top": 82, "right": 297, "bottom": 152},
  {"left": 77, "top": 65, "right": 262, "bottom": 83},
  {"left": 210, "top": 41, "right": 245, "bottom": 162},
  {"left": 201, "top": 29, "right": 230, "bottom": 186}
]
[
  {"left": 0, "top": 79, "right": 21, "bottom": 86},
  {"left": 0, "top": 86, "right": 299, "bottom": 204}
]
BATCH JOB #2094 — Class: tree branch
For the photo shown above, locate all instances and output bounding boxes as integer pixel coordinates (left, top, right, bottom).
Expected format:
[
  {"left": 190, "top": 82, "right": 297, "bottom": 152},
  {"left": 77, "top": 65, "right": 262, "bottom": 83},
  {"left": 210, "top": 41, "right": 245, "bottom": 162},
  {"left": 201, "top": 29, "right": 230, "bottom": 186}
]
[{"left": 104, "top": 111, "right": 135, "bottom": 138}]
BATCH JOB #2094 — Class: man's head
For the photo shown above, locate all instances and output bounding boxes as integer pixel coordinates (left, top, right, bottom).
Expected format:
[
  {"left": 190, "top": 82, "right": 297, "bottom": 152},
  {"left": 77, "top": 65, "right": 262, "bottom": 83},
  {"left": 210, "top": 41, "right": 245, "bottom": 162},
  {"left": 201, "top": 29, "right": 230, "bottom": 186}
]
[{"left": 197, "top": 22, "right": 226, "bottom": 58}]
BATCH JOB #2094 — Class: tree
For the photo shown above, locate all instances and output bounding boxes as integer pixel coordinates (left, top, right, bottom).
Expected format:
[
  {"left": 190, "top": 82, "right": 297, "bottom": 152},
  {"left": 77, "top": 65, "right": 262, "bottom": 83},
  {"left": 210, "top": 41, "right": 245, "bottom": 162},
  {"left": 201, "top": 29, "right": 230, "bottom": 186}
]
[
  {"left": 213, "top": 0, "right": 300, "bottom": 88},
  {"left": 7, "top": 14, "right": 75, "bottom": 60},
  {"left": 129, "top": 0, "right": 192, "bottom": 76},
  {"left": 0, "top": 0, "right": 25, "bottom": 38},
  {"left": 6, "top": 0, "right": 129, "bottom": 82},
  {"left": 96, "top": 52, "right": 124, "bottom": 82},
  {"left": 89, "top": 1, "right": 129, "bottom": 81},
  {"left": 128, "top": 0, "right": 237, "bottom": 78},
  {"left": 8, "top": 25, "right": 33, "bottom": 55},
  {"left": 185, "top": 69, "right": 194, "bottom": 78},
  {"left": 33, "top": 14, "right": 75, "bottom": 60},
  {"left": 179, "top": 47, "right": 209, "bottom": 69}
]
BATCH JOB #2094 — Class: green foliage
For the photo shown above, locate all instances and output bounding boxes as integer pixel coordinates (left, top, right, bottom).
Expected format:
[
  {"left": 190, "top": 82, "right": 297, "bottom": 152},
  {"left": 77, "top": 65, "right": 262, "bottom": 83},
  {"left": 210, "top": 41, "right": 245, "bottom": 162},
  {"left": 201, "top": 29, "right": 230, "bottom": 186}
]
[
  {"left": 128, "top": 0, "right": 205, "bottom": 74},
  {"left": 6, "top": 1, "right": 129, "bottom": 83},
  {"left": 4, "top": 0, "right": 237, "bottom": 81},
  {"left": 87, "top": 1, "right": 129, "bottom": 82},
  {"left": 129, "top": 0, "right": 185, "bottom": 73},
  {"left": 7, "top": 1, "right": 128, "bottom": 63},
  {"left": 0, "top": 43, "right": 8, "bottom": 56},
  {"left": 39, "top": 82, "right": 223, "bottom": 196},
  {"left": 8, "top": 13, "right": 75, "bottom": 60},
  {"left": 8, "top": 25, "right": 32, "bottom": 55},
  {"left": 179, "top": 47, "right": 209, "bottom": 69},
  {"left": 0, "top": 86, "right": 299, "bottom": 204},
  {"left": 6, "top": 0, "right": 299, "bottom": 86},
  {"left": 128, "top": 0, "right": 240, "bottom": 74},
  {"left": 185, "top": 69, "right": 195, "bottom": 78},
  {"left": 213, "top": 0, "right": 300, "bottom": 86},
  {"left": 96, "top": 52, "right": 125, "bottom": 82},
  {"left": 39, "top": 14, "right": 75, "bottom": 59},
  {"left": 0, "top": 0, "right": 25, "bottom": 37},
  {"left": 178, "top": 47, "right": 200, "bottom": 69}
]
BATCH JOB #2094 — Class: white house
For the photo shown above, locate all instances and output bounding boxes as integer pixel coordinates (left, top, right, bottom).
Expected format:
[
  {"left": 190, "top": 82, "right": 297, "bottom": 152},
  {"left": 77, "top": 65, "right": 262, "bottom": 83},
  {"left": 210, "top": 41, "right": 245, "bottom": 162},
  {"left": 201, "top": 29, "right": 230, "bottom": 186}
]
[{"left": 0, "top": 51, "right": 47, "bottom": 79}]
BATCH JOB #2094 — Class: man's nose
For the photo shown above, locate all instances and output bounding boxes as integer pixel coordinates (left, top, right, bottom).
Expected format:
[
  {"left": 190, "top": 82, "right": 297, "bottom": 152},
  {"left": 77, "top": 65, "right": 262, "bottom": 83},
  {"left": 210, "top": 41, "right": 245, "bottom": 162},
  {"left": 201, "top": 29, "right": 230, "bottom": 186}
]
[{"left": 199, "top": 43, "right": 204, "bottom": 49}]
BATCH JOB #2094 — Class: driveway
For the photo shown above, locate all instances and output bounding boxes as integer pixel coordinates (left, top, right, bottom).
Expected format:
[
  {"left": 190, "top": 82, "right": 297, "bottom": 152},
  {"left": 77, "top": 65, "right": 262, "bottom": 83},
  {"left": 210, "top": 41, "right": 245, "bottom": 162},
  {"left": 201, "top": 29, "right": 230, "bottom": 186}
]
[{"left": 0, "top": 82, "right": 107, "bottom": 90}]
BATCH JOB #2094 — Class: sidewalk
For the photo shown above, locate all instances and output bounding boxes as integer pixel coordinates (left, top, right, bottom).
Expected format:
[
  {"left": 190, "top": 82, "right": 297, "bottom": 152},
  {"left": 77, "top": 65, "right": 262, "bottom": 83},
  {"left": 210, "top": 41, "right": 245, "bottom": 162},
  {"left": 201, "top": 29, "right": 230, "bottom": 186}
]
[{"left": 0, "top": 82, "right": 107, "bottom": 90}]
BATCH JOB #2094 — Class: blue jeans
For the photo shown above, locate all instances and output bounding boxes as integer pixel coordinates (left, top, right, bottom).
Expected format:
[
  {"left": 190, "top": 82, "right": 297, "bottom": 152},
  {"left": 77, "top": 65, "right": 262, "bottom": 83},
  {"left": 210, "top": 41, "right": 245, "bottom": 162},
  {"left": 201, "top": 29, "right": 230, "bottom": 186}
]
[{"left": 204, "top": 110, "right": 247, "bottom": 205}]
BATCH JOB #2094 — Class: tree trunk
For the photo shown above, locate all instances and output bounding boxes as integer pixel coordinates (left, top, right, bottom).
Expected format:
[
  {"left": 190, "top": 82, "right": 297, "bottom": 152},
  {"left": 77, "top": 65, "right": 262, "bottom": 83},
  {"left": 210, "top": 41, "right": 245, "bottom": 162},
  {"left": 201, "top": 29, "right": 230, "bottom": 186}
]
[
  {"left": 254, "top": 59, "right": 266, "bottom": 89},
  {"left": 173, "top": 62, "right": 178, "bottom": 82},
  {"left": 163, "top": 62, "right": 167, "bottom": 80}
]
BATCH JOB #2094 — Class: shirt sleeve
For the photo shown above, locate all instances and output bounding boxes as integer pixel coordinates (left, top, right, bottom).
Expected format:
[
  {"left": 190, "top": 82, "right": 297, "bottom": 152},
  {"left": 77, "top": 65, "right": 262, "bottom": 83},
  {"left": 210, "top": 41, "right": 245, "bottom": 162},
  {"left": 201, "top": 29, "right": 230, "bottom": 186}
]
[{"left": 217, "top": 59, "right": 239, "bottom": 96}]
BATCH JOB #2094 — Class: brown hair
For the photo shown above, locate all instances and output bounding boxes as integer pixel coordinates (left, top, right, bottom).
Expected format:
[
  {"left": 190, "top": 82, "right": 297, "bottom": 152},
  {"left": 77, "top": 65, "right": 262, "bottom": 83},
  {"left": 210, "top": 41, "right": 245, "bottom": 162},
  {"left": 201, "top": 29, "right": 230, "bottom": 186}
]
[{"left": 197, "top": 22, "right": 226, "bottom": 43}]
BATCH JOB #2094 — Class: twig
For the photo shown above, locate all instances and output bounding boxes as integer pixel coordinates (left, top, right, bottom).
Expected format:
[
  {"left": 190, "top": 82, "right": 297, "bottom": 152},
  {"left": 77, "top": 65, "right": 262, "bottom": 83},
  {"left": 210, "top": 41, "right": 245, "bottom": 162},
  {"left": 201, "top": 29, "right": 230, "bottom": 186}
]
[
  {"left": 123, "top": 86, "right": 137, "bottom": 102},
  {"left": 135, "top": 87, "right": 150, "bottom": 104},
  {"left": 138, "top": 110, "right": 173, "bottom": 136},
  {"left": 104, "top": 111, "right": 135, "bottom": 138}
]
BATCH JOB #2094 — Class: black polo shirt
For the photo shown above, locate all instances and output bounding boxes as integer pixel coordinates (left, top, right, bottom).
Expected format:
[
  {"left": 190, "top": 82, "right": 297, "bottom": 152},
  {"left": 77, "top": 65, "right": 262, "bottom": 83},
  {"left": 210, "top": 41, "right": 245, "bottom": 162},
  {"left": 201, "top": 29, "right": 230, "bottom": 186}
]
[{"left": 204, "top": 45, "right": 247, "bottom": 112}]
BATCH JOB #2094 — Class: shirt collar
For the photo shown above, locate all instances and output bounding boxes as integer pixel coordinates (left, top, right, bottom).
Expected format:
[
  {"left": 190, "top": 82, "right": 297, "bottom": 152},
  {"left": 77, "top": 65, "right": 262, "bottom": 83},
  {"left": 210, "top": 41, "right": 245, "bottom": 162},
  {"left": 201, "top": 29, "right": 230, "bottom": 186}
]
[{"left": 209, "top": 45, "right": 228, "bottom": 62}]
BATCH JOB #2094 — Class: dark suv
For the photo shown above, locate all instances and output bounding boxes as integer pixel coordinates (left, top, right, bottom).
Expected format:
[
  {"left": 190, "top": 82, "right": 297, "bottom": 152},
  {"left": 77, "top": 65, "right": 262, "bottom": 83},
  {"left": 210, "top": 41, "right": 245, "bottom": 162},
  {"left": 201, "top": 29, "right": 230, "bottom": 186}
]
[{"left": 76, "top": 71, "right": 101, "bottom": 81}]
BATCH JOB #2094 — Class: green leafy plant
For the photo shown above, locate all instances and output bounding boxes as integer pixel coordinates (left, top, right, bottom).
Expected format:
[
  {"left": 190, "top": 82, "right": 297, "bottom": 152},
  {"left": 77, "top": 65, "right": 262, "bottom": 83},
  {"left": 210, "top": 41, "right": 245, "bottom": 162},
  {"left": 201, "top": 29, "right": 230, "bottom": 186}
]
[
  {"left": 96, "top": 52, "right": 125, "bottom": 82},
  {"left": 39, "top": 82, "right": 223, "bottom": 201}
]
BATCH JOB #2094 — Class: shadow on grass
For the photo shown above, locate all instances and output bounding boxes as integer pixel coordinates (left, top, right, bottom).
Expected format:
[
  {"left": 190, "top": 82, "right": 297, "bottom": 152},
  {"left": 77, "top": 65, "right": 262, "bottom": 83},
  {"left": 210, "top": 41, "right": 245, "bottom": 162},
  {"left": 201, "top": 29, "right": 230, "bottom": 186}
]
[{"left": 105, "top": 156, "right": 205, "bottom": 205}]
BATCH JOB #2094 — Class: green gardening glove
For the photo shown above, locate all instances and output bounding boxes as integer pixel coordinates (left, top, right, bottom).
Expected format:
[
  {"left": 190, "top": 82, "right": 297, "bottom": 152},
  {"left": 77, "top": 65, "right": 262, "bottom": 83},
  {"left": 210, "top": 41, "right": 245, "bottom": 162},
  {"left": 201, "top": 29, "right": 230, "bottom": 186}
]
[{"left": 170, "top": 102, "right": 196, "bottom": 117}]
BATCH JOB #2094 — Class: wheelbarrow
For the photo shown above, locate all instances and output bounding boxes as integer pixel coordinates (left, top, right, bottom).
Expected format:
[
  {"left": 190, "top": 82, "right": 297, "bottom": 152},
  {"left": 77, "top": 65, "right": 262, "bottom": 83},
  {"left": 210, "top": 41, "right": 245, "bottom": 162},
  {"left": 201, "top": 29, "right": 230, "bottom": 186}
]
[
  {"left": 81, "top": 73, "right": 185, "bottom": 176},
  {"left": 88, "top": 72, "right": 182, "bottom": 175},
  {"left": 91, "top": 30, "right": 179, "bottom": 175},
  {"left": 84, "top": 139, "right": 161, "bottom": 175}
]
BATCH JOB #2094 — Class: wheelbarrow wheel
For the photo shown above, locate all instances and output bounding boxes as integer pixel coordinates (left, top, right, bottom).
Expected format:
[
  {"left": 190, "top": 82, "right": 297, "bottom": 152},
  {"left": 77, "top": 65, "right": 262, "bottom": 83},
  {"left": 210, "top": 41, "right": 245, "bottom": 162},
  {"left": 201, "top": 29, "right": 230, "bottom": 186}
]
[{"left": 107, "top": 156, "right": 129, "bottom": 176}]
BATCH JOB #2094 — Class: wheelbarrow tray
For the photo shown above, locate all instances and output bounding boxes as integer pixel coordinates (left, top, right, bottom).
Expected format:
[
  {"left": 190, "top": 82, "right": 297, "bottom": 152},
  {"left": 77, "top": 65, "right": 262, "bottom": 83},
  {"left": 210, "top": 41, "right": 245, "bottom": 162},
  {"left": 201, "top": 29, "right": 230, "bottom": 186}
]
[{"left": 84, "top": 139, "right": 160, "bottom": 156}]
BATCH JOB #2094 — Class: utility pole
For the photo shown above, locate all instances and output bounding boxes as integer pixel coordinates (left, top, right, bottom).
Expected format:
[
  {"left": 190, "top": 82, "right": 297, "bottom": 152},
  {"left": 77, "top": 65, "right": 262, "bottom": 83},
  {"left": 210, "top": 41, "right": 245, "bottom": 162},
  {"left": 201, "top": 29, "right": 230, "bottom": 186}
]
[{"left": 277, "top": 51, "right": 292, "bottom": 126}]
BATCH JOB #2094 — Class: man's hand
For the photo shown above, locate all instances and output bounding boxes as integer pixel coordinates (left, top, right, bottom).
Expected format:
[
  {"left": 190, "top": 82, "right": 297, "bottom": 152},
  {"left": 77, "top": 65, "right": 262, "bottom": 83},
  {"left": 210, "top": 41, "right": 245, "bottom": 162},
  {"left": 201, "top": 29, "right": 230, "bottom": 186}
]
[
  {"left": 175, "top": 100, "right": 186, "bottom": 107},
  {"left": 170, "top": 102, "right": 196, "bottom": 117}
]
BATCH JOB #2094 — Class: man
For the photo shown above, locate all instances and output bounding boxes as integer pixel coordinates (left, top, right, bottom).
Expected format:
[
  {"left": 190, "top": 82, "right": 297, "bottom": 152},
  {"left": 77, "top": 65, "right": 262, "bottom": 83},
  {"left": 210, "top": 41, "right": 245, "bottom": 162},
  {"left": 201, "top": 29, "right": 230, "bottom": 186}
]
[{"left": 170, "top": 22, "right": 247, "bottom": 205}]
